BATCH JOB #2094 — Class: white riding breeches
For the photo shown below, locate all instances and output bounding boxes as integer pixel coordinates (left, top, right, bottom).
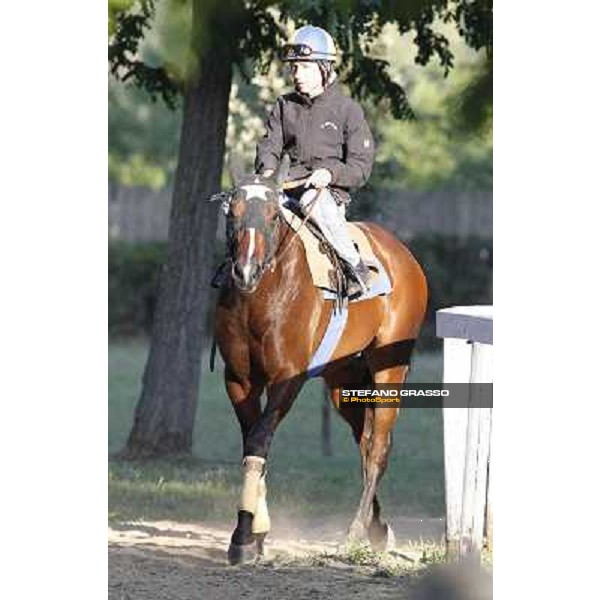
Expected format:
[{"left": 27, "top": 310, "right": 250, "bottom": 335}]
[{"left": 283, "top": 188, "right": 361, "bottom": 266}]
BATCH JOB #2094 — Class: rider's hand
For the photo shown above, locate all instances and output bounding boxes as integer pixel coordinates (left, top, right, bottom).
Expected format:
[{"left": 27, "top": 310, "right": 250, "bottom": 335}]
[
  {"left": 304, "top": 168, "right": 332, "bottom": 189},
  {"left": 262, "top": 169, "right": 275, "bottom": 178}
]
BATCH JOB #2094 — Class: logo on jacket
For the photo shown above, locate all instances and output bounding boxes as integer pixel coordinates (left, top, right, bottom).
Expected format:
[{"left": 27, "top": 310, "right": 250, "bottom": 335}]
[{"left": 320, "top": 121, "right": 339, "bottom": 131}]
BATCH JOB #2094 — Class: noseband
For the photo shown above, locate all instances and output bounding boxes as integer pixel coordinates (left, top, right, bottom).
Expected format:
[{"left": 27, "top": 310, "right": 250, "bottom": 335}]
[
  {"left": 225, "top": 187, "right": 285, "bottom": 279},
  {"left": 217, "top": 178, "right": 321, "bottom": 287}
]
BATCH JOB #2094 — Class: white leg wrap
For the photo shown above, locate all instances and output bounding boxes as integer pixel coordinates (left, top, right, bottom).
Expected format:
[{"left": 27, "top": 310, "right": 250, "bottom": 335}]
[
  {"left": 239, "top": 456, "right": 266, "bottom": 514},
  {"left": 252, "top": 475, "right": 270, "bottom": 534}
]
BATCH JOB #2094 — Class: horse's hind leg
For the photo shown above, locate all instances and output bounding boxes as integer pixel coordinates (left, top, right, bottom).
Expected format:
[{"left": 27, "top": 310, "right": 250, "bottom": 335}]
[
  {"left": 326, "top": 359, "right": 392, "bottom": 549},
  {"left": 346, "top": 345, "right": 413, "bottom": 550}
]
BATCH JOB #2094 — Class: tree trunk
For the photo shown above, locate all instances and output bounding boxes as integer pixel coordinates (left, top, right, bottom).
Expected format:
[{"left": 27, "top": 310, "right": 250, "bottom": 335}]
[{"left": 124, "top": 44, "right": 233, "bottom": 458}]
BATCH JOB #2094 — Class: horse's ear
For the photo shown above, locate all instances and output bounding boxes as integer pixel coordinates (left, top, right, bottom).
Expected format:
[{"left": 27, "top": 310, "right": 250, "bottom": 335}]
[
  {"left": 274, "top": 154, "right": 290, "bottom": 189},
  {"left": 227, "top": 153, "right": 245, "bottom": 187}
]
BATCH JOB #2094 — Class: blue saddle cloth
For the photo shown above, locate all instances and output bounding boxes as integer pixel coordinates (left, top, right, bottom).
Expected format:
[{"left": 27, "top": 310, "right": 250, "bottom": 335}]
[{"left": 306, "top": 256, "right": 392, "bottom": 378}]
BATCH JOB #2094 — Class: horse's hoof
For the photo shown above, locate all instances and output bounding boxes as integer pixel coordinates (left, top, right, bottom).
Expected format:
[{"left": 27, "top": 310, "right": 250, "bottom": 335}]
[
  {"left": 369, "top": 522, "right": 396, "bottom": 552},
  {"left": 227, "top": 542, "right": 258, "bottom": 566}
]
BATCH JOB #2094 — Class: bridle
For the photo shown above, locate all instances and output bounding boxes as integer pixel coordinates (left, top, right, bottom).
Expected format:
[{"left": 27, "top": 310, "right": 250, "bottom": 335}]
[
  {"left": 212, "top": 177, "right": 322, "bottom": 285},
  {"left": 268, "top": 186, "right": 322, "bottom": 270}
]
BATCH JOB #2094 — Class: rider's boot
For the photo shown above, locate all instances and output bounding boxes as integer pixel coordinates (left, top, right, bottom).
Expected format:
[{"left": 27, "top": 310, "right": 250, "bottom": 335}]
[{"left": 346, "top": 258, "right": 371, "bottom": 298}]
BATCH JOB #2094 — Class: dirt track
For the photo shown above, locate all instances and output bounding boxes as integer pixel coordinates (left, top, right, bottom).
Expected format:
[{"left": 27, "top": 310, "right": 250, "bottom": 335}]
[{"left": 109, "top": 517, "right": 445, "bottom": 599}]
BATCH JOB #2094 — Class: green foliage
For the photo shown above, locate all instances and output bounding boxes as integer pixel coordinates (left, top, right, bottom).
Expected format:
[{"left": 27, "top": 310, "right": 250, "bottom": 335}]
[
  {"left": 108, "top": 79, "right": 182, "bottom": 187},
  {"left": 108, "top": 242, "right": 167, "bottom": 335},
  {"left": 108, "top": 1, "right": 492, "bottom": 125},
  {"left": 418, "top": 542, "right": 448, "bottom": 565},
  {"left": 224, "top": 18, "right": 492, "bottom": 188},
  {"left": 108, "top": 0, "right": 136, "bottom": 36},
  {"left": 449, "top": 55, "right": 492, "bottom": 134},
  {"left": 345, "top": 50, "right": 415, "bottom": 120},
  {"left": 454, "top": 0, "right": 493, "bottom": 54},
  {"left": 408, "top": 234, "right": 492, "bottom": 350},
  {"left": 372, "top": 113, "right": 492, "bottom": 191},
  {"left": 410, "top": 235, "right": 493, "bottom": 311},
  {"left": 150, "top": 0, "right": 194, "bottom": 84},
  {"left": 108, "top": 0, "right": 180, "bottom": 108},
  {"left": 108, "top": 1, "right": 492, "bottom": 188},
  {"left": 109, "top": 240, "right": 227, "bottom": 335},
  {"left": 108, "top": 153, "right": 168, "bottom": 188},
  {"left": 365, "top": 23, "right": 492, "bottom": 190}
]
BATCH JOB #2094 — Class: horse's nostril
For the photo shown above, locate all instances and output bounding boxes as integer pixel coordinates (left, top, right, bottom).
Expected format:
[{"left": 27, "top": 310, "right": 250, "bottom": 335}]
[
  {"left": 232, "top": 261, "right": 262, "bottom": 290},
  {"left": 233, "top": 263, "right": 244, "bottom": 279}
]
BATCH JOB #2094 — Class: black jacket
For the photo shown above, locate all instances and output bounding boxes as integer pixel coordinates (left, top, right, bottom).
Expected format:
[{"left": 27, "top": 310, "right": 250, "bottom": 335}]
[{"left": 255, "top": 80, "right": 375, "bottom": 203}]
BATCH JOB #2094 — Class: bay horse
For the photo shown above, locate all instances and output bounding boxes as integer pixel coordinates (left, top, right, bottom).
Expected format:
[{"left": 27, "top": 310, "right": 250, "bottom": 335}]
[{"left": 213, "top": 161, "right": 427, "bottom": 565}]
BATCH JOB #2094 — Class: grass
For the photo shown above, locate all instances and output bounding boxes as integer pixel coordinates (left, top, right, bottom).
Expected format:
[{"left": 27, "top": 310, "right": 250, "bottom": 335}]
[
  {"left": 263, "top": 540, "right": 452, "bottom": 578},
  {"left": 295, "top": 541, "right": 492, "bottom": 578},
  {"left": 109, "top": 338, "right": 444, "bottom": 525}
]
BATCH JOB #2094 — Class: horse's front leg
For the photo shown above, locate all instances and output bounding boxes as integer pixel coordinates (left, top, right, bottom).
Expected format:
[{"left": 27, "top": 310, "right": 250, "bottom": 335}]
[
  {"left": 225, "top": 371, "right": 268, "bottom": 565},
  {"left": 228, "top": 371, "right": 306, "bottom": 565}
]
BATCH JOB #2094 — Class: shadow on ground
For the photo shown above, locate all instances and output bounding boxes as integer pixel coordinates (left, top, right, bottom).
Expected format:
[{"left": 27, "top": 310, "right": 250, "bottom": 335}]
[{"left": 108, "top": 517, "right": 451, "bottom": 600}]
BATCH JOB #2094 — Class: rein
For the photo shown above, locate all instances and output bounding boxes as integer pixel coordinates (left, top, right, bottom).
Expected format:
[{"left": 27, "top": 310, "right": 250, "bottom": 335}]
[
  {"left": 210, "top": 181, "right": 324, "bottom": 373},
  {"left": 217, "top": 175, "right": 324, "bottom": 276},
  {"left": 269, "top": 186, "right": 323, "bottom": 272}
]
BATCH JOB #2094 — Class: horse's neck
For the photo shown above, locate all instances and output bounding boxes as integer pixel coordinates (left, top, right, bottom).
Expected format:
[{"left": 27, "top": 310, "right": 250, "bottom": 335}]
[
  {"left": 272, "top": 224, "right": 307, "bottom": 293},
  {"left": 251, "top": 224, "right": 308, "bottom": 309}
]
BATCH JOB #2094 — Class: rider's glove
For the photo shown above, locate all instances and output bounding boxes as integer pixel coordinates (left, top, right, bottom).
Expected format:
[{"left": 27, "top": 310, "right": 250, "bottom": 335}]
[{"left": 304, "top": 168, "right": 333, "bottom": 189}]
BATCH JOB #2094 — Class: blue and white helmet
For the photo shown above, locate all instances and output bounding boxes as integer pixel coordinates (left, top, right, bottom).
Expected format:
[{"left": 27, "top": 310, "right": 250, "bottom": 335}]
[{"left": 281, "top": 25, "right": 337, "bottom": 62}]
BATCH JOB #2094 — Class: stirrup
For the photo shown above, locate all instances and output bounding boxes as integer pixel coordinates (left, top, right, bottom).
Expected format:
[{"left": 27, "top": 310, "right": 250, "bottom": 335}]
[{"left": 346, "top": 259, "right": 371, "bottom": 298}]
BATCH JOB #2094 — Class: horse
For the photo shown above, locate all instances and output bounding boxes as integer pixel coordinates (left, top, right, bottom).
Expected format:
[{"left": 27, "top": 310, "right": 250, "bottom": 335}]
[{"left": 213, "top": 160, "right": 428, "bottom": 565}]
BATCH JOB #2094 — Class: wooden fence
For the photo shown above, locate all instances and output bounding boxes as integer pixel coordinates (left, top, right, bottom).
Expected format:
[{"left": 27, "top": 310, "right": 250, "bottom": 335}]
[
  {"left": 108, "top": 183, "right": 492, "bottom": 242},
  {"left": 436, "top": 305, "right": 493, "bottom": 562},
  {"left": 357, "top": 189, "right": 493, "bottom": 240},
  {"left": 108, "top": 183, "right": 173, "bottom": 243}
]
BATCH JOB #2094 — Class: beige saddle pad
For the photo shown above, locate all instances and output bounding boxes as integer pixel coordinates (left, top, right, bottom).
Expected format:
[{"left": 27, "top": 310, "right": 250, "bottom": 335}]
[{"left": 280, "top": 206, "right": 386, "bottom": 292}]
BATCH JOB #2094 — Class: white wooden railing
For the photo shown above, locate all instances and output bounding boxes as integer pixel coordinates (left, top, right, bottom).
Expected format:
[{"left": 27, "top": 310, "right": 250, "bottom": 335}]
[{"left": 436, "top": 305, "right": 493, "bottom": 562}]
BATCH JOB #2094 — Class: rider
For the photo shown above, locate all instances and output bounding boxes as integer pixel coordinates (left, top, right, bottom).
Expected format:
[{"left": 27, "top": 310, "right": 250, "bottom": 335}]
[{"left": 257, "top": 25, "right": 375, "bottom": 295}]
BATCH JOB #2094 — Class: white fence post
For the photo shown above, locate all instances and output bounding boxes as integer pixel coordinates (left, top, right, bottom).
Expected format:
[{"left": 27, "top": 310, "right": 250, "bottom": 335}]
[
  {"left": 485, "top": 413, "right": 493, "bottom": 553},
  {"left": 441, "top": 337, "right": 472, "bottom": 558},
  {"left": 437, "top": 306, "right": 493, "bottom": 562}
]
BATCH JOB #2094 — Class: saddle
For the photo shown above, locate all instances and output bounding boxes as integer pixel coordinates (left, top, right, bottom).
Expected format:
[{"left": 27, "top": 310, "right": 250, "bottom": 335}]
[{"left": 280, "top": 205, "right": 390, "bottom": 307}]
